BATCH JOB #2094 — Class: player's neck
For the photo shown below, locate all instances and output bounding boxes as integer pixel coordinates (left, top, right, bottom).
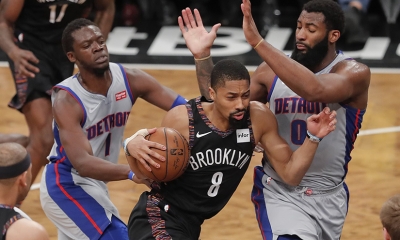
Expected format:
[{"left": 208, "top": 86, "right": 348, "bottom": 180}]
[
  {"left": 77, "top": 70, "right": 112, "bottom": 96},
  {"left": 311, "top": 49, "right": 338, "bottom": 73},
  {"left": 203, "top": 103, "right": 230, "bottom": 131},
  {"left": 0, "top": 186, "right": 19, "bottom": 207}
]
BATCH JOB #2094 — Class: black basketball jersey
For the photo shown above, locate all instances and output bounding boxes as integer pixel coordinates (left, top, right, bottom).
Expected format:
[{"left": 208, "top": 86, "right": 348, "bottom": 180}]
[
  {"left": 15, "top": 0, "right": 93, "bottom": 44},
  {"left": 160, "top": 97, "right": 255, "bottom": 220},
  {"left": 0, "top": 205, "right": 22, "bottom": 240}
]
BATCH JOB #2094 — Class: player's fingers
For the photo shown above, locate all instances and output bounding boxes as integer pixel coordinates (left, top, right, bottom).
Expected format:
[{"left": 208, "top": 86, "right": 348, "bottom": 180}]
[
  {"left": 178, "top": 16, "right": 186, "bottom": 32},
  {"left": 24, "top": 61, "right": 40, "bottom": 75},
  {"left": 186, "top": 7, "right": 197, "bottom": 28},
  {"left": 25, "top": 52, "right": 39, "bottom": 65},
  {"left": 148, "top": 141, "right": 166, "bottom": 152},
  {"left": 210, "top": 23, "right": 221, "bottom": 35},
  {"left": 329, "top": 110, "right": 337, "bottom": 119},
  {"left": 193, "top": 9, "right": 203, "bottom": 27},
  {"left": 18, "top": 65, "right": 35, "bottom": 78},
  {"left": 182, "top": 8, "right": 192, "bottom": 29},
  {"left": 307, "top": 114, "right": 319, "bottom": 122}
]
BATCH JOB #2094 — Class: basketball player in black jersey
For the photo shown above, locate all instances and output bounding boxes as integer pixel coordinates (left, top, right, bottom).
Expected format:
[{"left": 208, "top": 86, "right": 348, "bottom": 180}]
[
  {"left": 125, "top": 59, "right": 337, "bottom": 240},
  {"left": 0, "top": 0, "right": 115, "bottom": 184},
  {"left": 0, "top": 143, "right": 49, "bottom": 240}
]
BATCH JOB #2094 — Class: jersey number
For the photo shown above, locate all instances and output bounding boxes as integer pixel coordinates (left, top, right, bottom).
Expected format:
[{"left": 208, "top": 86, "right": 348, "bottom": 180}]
[
  {"left": 105, "top": 133, "right": 111, "bottom": 156},
  {"left": 291, "top": 120, "right": 307, "bottom": 145},
  {"left": 207, "top": 172, "right": 223, "bottom": 197},
  {"left": 49, "top": 4, "right": 68, "bottom": 23}
]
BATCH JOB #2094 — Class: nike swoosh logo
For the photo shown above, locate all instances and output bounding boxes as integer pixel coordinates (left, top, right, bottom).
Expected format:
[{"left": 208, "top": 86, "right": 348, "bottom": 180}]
[{"left": 196, "top": 131, "right": 212, "bottom": 138}]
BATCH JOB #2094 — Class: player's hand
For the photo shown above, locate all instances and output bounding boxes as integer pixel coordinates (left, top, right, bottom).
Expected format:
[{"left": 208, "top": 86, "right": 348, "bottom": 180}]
[
  {"left": 9, "top": 48, "right": 40, "bottom": 78},
  {"left": 253, "top": 142, "right": 264, "bottom": 154},
  {"left": 132, "top": 175, "right": 153, "bottom": 188},
  {"left": 306, "top": 107, "right": 337, "bottom": 139},
  {"left": 241, "top": 0, "right": 264, "bottom": 47},
  {"left": 125, "top": 128, "right": 166, "bottom": 172},
  {"left": 178, "top": 8, "right": 221, "bottom": 59}
]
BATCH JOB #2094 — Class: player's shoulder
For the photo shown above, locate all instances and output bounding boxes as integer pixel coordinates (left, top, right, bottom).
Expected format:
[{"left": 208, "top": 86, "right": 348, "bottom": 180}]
[
  {"left": 333, "top": 58, "right": 371, "bottom": 76},
  {"left": 249, "top": 101, "right": 274, "bottom": 119},
  {"left": 6, "top": 218, "right": 49, "bottom": 240}
]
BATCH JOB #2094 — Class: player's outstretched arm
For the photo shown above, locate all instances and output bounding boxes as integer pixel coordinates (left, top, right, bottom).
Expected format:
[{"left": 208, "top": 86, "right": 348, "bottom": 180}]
[
  {"left": 178, "top": 8, "right": 220, "bottom": 100},
  {"left": 0, "top": 0, "right": 39, "bottom": 78},
  {"left": 93, "top": 0, "right": 115, "bottom": 40},
  {"left": 53, "top": 89, "right": 131, "bottom": 181},
  {"left": 256, "top": 104, "right": 337, "bottom": 186}
]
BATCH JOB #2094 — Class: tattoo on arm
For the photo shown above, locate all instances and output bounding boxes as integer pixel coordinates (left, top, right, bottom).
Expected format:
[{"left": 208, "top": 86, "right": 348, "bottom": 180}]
[{"left": 195, "top": 59, "right": 214, "bottom": 100}]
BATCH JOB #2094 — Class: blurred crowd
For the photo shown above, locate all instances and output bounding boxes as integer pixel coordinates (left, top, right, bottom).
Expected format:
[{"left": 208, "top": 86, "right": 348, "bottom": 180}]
[{"left": 115, "top": 0, "right": 400, "bottom": 50}]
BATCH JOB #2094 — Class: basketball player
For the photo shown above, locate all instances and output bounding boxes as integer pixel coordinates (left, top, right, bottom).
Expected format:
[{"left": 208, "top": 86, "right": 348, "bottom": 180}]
[
  {"left": 179, "top": 0, "right": 371, "bottom": 239},
  {"left": 380, "top": 194, "right": 400, "bottom": 240},
  {"left": 126, "top": 59, "right": 337, "bottom": 240},
  {"left": 0, "top": 0, "right": 115, "bottom": 184},
  {"left": 39, "top": 18, "right": 187, "bottom": 240},
  {"left": 0, "top": 142, "right": 49, "bottom": 240}
]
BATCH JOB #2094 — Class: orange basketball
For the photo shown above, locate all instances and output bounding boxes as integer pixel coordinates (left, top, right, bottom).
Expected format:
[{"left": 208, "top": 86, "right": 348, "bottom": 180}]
[{"left": 137, "top": 127, "right": 190, "bottom": 182}]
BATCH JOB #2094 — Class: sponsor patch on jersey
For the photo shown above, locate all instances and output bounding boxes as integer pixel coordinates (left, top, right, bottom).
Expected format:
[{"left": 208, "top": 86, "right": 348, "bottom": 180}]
[
  {"left": 115, "top": 90, "right": 127, "bottom": 101},
  {"left": 236, "top": 129, "right": 250, "bottom": 143}
]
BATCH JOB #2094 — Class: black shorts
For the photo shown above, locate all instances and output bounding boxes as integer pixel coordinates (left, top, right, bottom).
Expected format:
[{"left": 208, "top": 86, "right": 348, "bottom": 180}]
[
  {"left": 128, "top": 191, "right": 203, "bottom": 240},
  {"left": 7, "top": 31, "right": 74, "bottom": 110}
]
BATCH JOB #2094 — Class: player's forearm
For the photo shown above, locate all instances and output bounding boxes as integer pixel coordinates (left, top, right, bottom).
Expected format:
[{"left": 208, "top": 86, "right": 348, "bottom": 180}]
[
  {"left": 254, "top": 40, "right": 321, "bottom": 99},
  {"left": 0, "top": 23, "right": 18, "bottom": 58},
  {"left": 93, "top": 4, "right": 115, "bottom": 40},
  {"left": 194, "top": 57, "right": 213, "bottom": 100},
  {"left": 283, "top": 140, "right": 319, "bottom": 186},
  {"left": 76, "top": 156, "right": 131, "bottom": 181}
]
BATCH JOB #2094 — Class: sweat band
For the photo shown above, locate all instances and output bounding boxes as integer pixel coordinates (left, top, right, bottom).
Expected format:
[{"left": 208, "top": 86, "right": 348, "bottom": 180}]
[
  {"left": 128, "top": 170, "right": 135, "bottom": 181},
  {"left": 170, "top": 95, "right": 187, "bottom": 109},
  {"left": 0, "top": 154, "right": 31, "bottom": 179}
]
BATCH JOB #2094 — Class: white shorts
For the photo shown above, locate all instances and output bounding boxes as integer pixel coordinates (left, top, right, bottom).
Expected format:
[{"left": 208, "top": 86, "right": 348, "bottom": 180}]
[
  {"left": 251, "top": 166, "right": 349, "bottom": 240},
  {"left": 40, "top": 162, "right": 121, "bottom": 240}
]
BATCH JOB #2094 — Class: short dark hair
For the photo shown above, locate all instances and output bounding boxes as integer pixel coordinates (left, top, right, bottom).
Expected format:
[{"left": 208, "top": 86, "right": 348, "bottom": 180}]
[
  {"left": 380, "top": 194, "right": 400, "bottom": 240},
  {"left": 303, "top": 0, "right": 345, "bottom": 34},
  {"left": 210, "top": 59, "right": 250, "bottom": 89},
  {"left": 62, "top": 18, "right": 96, "bottom": 54}
]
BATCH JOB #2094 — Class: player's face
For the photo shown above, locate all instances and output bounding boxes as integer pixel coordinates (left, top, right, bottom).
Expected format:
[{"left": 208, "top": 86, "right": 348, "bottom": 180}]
[
  {"left": 291, "top": 11, "right": 329, "bottom": 70},
  {"left": 211, "top": 80, "right": 250, "bottom": 129},
  {"left": 71, "top": 26, "right": 109, "bottom": 74}
]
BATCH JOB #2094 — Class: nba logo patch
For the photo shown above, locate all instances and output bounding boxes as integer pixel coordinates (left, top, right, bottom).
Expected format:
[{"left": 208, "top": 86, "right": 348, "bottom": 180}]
[
  {"left": 236, "top": 129, "right": 250, "bottom": 143},
  {"left": 115, "top": 91, "right": 126, "bottom": 101}
]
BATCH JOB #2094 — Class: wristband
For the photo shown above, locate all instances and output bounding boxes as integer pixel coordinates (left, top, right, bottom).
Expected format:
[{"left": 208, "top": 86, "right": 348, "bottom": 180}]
[
  {"left": 194, "top": 55, "right": 211, "bottom": 61},
  {"left": 253, "top": 39, "right": 264, "bottom": 49},
  {"left": 123, "top": 129, "right": 150, "bottom": 156},
  {"left": 170, "top": 95, "right": 187, "bottom": 109},
  {"left": 128, "top": 170, "right": 135, "bottom": 181},
  {"left": 306, "top": 130, "right": 323, "bottom": 143}
]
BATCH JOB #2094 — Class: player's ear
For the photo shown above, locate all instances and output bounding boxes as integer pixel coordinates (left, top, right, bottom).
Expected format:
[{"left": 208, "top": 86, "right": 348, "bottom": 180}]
[
  {"left": 209, "top": 87, "right": 216, "bottom": 101},
  {"left": 66, "top": 52, "right": 76, "bottom": 63},
  {"left": 329, "top": 29, "right": 340, "bottom": 43},
  {"left": 383, "top": 227, "right": 391, "bottom": 240}
]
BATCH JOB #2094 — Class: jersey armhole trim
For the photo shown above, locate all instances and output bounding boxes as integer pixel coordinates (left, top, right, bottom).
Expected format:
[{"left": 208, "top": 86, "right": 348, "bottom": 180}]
[{"left": 53, "top": 85, "right": 87, "bottom": 127}]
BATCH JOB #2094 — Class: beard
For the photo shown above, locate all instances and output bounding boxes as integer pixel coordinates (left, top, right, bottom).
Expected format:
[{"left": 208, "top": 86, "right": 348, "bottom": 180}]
[
  {"left": 291, "top": 34, "right": 329, "bottom": 71},
  {"left": 228, "top": 107, "right": 249, "bottom": 129},
  {"left": 93, "top": 63, "right": 110, "bottom": 76}
]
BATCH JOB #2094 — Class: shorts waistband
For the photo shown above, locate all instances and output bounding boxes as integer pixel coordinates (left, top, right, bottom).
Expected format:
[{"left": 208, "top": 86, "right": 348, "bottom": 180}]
[{"left": 274, "top": 179, "right": 344, "bottom": 196}]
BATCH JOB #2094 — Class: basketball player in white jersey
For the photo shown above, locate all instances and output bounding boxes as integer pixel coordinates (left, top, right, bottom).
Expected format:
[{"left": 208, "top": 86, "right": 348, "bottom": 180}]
[
  {"left": 178, "top": 0, "right": 370, "bottom": 239},
  {"left": 39, "top": 18, "right": 187, "bottom": 240}
]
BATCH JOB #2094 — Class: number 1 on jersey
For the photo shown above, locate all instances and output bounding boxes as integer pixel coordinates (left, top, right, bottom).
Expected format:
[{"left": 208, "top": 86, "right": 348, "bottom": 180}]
[{"left": 49, "top": 4, "right": 68, "bottom": 23}]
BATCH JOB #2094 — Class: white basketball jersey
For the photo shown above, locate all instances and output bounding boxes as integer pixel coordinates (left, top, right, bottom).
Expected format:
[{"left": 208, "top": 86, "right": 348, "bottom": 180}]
[
  {"left": 48, "top": 62, "right": 134, "bottom": 167},
  {"left": 264, "top": 52, "right": 365, "bottom": 190}
]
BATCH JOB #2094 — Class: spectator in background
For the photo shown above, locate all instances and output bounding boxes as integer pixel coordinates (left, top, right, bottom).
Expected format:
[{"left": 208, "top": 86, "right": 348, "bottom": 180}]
[
  {"left": 380, "top": 194, "right": 400, "bottom": 240},
  {"left": 338, "top": 0, "right": 371, "bottom": 49}
]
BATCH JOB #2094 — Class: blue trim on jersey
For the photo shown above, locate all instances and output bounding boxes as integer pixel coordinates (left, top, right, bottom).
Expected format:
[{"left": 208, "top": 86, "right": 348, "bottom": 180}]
[
  {"left": 45, "top": 163, "right": 111, "bottom": 239},
  {"left": 267, "top": 75, "right": 279, "bottom": 103},
  {"left": 343, "top": 105, "right": 365, "bottom": 179},
  {"left": 117, "top": 64, "right": 135, "bottom": 105},
  {"left": 54, "top": 85, "right": 87, "bottom": 127},
  {"left": 252, "top": 166, "right": 273, "bottom": 240},
  {"left": 343, "top": 182, "right": 350, "bottom": 215}
]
